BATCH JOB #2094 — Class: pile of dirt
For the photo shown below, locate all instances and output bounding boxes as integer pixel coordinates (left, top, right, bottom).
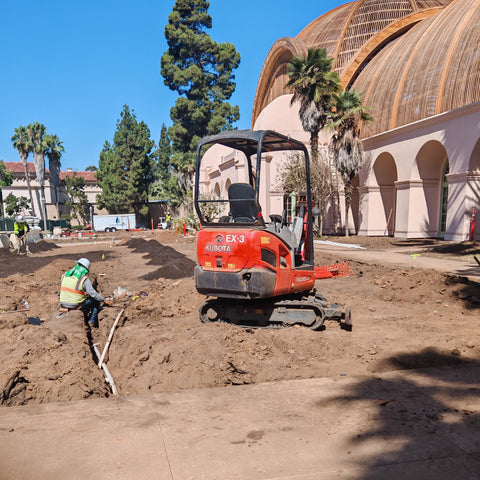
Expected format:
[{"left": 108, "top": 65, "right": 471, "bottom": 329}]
[
  {"left": 1, "top": 231, "right": 479, "bottom": 407},
  {"left": 321, "top": 235, "right": 402, "bottom": 249},
  {"left": 123, "top": 238, "right": 197, "bottom": 280},
  {"left": 28, "top": 240, "right": 60, "bottom": 253},
  {"left": 426, "top": 240, "right": 480, "bottom": 256}
]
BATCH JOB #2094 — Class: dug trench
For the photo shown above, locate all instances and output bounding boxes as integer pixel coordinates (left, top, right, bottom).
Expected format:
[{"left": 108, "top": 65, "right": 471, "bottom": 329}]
[{"left": 1, "top": 231, "right": 480, "bottom": 407}]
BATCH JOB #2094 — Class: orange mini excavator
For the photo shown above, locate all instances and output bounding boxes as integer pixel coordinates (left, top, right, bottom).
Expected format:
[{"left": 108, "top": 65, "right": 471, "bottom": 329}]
[{"left": 194, "top": 129, "right": 351, "bottom": 330}]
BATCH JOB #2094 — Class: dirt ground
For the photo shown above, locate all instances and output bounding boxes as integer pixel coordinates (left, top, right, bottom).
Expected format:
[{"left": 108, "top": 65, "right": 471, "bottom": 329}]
[{"left": 1, "top": 230, "right": 480, "bottom": 407}]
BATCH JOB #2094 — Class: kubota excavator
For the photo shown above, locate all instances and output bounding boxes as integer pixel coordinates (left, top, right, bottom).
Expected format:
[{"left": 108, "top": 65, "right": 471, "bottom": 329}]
[{"left": 194, "top": 129, "right": 351, "bottom": 330}]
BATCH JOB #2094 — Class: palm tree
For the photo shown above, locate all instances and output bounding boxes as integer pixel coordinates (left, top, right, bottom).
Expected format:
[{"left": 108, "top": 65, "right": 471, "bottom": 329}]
[
  {"left": 28, "top": 121, "right": 48, "bottom": 228},
  {"left": 11, "top": 126, "right": 36, "bottom": 215},
  {"left": 285, "top": 48, "right": 341, "bottom": 233},
  {"left": 329, "top": 89, "right": 373, "bottom": 236},
  {"left": 45, "top": 134, "right": 64, "bottom": 218},
  {"left": 285, "top": 48, "right": 341, "bottom": 164}
]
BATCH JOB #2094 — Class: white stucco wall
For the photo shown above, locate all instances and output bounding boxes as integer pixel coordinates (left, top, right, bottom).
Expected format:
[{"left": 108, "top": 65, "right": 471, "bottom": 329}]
[
  {"left": 361, "top": 102, "right": 480, "bottom": 240},
  {"left": 198, "top": 94, "right": 480, "bottom": 240}
]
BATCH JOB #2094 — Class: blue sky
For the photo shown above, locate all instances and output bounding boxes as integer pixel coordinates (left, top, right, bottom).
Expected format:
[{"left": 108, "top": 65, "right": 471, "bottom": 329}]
[{"left": 0, "top": 0, "right": 344, "bottom": 171}]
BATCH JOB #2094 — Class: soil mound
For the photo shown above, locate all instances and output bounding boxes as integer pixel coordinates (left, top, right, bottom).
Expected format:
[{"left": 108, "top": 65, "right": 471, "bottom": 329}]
[
  {"left": 28, "top": 240, "right": 60, "bottom": 253},
  {"left": 125, "top": 238, "right": 196, "bottom": 280},
  {"left": 427, "top": 240, "right": 480, "bottom": 256},
  {"left": 1, "top": 234, "right": 479, "bottom": 408}
]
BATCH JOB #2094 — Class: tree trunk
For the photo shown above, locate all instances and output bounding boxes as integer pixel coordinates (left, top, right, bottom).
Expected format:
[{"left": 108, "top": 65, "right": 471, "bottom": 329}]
[
  {"left": 40, "top": 186, "right": 48, "bottom": 231},
  {"left": 310, "top": 131, "right": 319, "bottom": 165},
  {"left": 55, "top": 186, "right": 60, "bottom": 219},
  {"left": 21, "top": 159, "right": 36, "bottom": 216},
  {"left": 343, "top": 180, "right": 353, "bottom": 237},
  {"left": 316, "top": 198, "right": 323, "bottom": 237}
]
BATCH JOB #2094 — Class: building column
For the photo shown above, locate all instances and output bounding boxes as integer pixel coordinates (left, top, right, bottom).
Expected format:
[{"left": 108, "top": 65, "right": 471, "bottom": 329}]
[
  {"left": 259, "top": 154, "right": 272, "bottom": 218},
  {"left": 357, "top": 184, "right": 396, "bottom": 236},
  {"left": 395, "top": 179, "right": 441, "bottom": 238}
]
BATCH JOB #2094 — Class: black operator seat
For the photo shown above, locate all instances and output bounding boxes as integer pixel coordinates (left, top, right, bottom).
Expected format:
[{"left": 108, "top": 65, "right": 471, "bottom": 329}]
[{"left": 228, "top": 183, "right": 259, "bottom": 223}]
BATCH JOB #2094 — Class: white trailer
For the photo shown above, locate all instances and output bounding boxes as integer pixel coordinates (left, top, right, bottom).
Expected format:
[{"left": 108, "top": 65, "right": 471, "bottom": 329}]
[{"left": 92, "top": 214, "right": 136, "bottom": 232}]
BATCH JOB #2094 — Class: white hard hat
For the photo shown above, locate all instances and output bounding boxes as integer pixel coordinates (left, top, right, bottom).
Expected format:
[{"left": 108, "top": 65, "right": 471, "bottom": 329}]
[
  {"left": 76, "top": 258, "right": 90, "bottom": 270},
  {"left": 15, "top": 214, "right": 25, "bottom": 223}
]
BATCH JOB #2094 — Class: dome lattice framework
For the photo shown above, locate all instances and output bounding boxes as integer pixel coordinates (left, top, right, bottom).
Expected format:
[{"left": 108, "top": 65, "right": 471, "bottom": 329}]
[{"left": 252, "top": 0, "right": 480, "bottom": 138}]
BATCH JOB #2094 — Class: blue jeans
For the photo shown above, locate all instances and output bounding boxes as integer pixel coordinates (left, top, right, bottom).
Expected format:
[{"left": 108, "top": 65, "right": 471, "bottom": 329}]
[{"left": 81, "top": 297, "right": 101, "bottom": 326}]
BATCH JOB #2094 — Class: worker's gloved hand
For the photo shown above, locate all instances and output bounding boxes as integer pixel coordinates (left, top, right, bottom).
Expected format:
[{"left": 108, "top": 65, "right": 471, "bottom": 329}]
[{"left": 104, "top": 299, "right": 113, "bottom": 307}]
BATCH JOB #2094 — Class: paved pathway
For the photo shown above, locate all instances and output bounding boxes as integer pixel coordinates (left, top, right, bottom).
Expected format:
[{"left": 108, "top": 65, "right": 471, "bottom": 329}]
[
  {"left": 1, "top": 364, "right": 480, "bottom": 479},
  {"left": 315, "top": 240, "right": 480, "bottom": 283}
]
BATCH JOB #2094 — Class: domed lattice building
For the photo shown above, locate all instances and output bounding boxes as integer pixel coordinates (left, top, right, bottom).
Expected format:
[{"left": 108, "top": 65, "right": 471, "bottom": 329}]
[{"left": 201, "top": 0, "right": 480, "bottom": 239}]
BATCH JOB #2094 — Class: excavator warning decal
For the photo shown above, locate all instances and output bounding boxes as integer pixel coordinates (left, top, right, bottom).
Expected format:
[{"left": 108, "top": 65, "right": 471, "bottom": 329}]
[{"left": 295, "top": 276, "right": 310, "bottom": 282}]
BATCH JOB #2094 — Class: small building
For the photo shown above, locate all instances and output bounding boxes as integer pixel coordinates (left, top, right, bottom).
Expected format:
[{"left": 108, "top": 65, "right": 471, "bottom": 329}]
[{"left": 1, "top": 162, "right": 105, "bottom": 223}]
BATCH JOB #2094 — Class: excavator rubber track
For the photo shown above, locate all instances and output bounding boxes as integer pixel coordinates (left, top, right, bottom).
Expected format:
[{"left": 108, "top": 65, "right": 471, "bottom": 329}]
[{"left": 199, "top": 291, "right": 352, "bottom": 331}]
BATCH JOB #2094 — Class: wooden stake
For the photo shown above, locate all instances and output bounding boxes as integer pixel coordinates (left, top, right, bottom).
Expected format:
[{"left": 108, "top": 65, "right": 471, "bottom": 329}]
[
  {"left": 384, "top": 208, "right": 393, "bottom": 236},
  {"left": 98, "top": 308, "right": 125, "bottom": 368}
]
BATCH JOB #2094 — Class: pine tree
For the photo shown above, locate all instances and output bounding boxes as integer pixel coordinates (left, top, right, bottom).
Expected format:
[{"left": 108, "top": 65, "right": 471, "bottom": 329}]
[
  {"left": 161, "top": 0, "right": 240, "bottom": 156},
  {"left": 96, "top": 105, "right": 156, "bottom": 218},
  {"left": 157, "top": 124, "right": 172, "bottom": 186}
]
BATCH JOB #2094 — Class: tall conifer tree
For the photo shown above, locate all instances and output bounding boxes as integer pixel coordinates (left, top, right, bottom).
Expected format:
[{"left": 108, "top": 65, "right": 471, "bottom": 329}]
[
  {"left": 161, "top": 0, "right": 240, "bottom": 157},
  {"left": 96, "top": 105, "right": 156, "bottom": 217}
]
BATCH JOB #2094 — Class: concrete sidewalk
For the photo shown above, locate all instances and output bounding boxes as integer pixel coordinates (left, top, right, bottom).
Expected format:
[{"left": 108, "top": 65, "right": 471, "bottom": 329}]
[
  {"left": 1, "top": 364, "right": 480, "bottom": 479},
  {"left": 315, "top": 240, "right": 480, "bottom": 283}
]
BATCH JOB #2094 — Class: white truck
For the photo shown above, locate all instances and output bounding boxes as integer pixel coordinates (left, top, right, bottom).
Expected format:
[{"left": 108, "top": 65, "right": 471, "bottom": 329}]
[{"left": 92, "top": 214, "right": 136, "bottom": 232}]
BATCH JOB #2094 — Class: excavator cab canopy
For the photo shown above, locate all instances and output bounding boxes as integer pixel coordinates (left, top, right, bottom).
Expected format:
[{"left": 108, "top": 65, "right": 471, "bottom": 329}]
[{"left": 194, "top": 129, "right": 313, "bottom": 228}]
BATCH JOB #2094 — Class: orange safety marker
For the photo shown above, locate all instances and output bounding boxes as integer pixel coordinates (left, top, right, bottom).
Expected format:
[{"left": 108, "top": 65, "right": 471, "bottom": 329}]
[{"left": 314, "top": 261, "right": 352, "bottom": 279}]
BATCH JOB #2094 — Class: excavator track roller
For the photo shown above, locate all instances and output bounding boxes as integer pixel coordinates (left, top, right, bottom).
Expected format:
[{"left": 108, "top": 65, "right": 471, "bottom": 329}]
[{"left": 199, "top": 294, "right": 351, "bottom": 331}]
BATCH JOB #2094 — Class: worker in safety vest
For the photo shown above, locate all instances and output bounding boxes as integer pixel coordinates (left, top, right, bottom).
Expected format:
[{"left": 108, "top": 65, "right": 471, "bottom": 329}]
[
  {"left": 60, "top": 258, "right": 111, "bottom": 327},
  {"left": 13, "top": 214, "right": 30, "bottom": 254}
]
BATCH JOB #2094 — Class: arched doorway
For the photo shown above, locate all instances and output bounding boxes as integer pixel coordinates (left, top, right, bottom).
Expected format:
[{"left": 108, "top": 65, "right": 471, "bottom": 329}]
[
  {"left": 412, "top": 140, "right": 448, "bottom": 238},
  {"left": 470, "top": 138, "right": 480, "bottom": 171},
  {"left": 467, "top": 138, "right": 480, "bottom": 240},
  {"left": 373, "top": 152, "right": 397, "bottom": 236}
]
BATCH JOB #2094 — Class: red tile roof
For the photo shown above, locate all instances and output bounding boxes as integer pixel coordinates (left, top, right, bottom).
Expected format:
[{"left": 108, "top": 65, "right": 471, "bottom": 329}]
[
  {"left": 4, "top": 162, "right": 97, "bottom": 182},
  {"left": 4, "top": 161, "right": 37, "bottom": 173},
  {"left": 60, "top": 170, "right": 97, "bottom": 182}
]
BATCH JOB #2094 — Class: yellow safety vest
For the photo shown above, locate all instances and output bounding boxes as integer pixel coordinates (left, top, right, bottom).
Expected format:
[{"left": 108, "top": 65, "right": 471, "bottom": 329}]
[
  {"left": 60, "top": 274, "right": 87, "bottom": 305},
  {"left": 14, "top": 222, "right": 28, "bottom": 236}
]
